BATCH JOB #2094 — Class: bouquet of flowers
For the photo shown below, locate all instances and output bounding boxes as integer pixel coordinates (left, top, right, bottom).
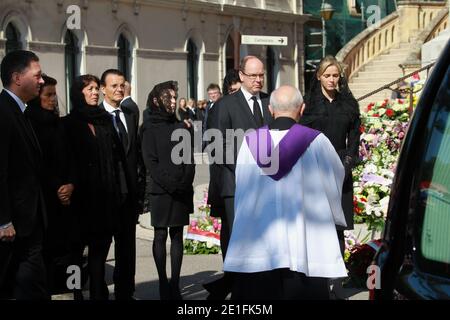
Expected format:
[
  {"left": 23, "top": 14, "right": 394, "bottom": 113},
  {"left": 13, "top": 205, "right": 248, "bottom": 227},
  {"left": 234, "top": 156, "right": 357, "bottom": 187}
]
[
  {"left": 184, "top": 189, "right": 222, "bottom": 254},
  {"left": 352, "top": 97, "right": 413, "bottom": 232}
]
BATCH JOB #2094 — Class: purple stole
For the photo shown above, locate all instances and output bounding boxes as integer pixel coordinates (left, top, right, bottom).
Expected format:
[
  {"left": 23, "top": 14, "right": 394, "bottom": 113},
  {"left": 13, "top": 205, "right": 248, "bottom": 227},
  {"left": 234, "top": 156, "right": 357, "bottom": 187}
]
[{"left": 245, "top": 124, "right": 320, "bottom": 181}]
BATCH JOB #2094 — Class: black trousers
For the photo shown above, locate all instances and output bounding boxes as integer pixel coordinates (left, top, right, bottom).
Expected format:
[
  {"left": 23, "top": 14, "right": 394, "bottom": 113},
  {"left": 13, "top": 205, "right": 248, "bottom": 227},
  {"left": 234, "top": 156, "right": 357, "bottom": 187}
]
[
  {"left": 85, "top": 237, "right": 111, "bottom": 300},
  {"left": 231, "top": 269, "right": 330, "bottom": 300},
  {"left": 1, "top": 221, "right": 48, "bottom": 300},
  {"left": 204, "top": 197, "right": 234, "bottom": 299},
  {"left": 113, "top": 200, "right": 137, "bottom": 300}
]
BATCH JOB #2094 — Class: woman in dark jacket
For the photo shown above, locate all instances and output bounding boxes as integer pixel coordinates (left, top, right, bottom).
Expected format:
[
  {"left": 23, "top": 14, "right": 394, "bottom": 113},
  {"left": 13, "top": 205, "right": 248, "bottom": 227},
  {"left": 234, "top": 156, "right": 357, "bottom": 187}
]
[
  {"left": 62, "top": 75, "right": 128, "bottom": 300},
  {"left": 25, "top": 75, "right": 75, "bottom": 294},
  {"left": 299, "top": 55, "right": 361, "bottom": 256},
  {"left": 141, "top": 81, "right": 195, "bottom": 300}
]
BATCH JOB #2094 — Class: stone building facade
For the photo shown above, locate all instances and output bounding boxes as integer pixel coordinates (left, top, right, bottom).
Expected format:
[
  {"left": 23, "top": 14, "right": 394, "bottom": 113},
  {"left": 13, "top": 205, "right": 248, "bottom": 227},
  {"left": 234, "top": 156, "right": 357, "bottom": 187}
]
[{"left": 0, "top": 0, "right": 309, "bottom": 115}]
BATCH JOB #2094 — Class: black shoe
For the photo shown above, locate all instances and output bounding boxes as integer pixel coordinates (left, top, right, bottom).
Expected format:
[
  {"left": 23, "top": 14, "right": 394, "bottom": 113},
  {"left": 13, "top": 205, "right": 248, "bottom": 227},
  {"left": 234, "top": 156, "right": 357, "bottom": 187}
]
[{"left": 203, "top": 277, "right": 230, "bottom": 300}]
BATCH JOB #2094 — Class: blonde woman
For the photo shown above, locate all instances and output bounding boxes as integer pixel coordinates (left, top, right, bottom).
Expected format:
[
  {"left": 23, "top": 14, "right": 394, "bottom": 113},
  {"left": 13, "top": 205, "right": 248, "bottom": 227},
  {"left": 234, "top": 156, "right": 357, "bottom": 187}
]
[{"left": 299, "top": 55, "right": 361, "bottom": 256}]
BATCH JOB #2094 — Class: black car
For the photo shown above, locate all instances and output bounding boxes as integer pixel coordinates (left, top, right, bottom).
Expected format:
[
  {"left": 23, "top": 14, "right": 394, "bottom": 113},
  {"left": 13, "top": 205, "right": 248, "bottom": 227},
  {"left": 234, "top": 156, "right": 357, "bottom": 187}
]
[{"left": 372, "top": 39, "right": 450, "bottom": 300}]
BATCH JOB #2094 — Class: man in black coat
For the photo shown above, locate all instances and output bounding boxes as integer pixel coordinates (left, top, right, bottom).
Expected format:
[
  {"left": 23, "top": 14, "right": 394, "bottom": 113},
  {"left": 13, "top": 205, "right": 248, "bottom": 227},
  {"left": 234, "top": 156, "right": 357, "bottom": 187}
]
[
  {"left": 121, "top": 81, "right": 140, "bottom": 124},
  {"left": 0, "top": 50, "right": 48, "bottom": 299},
  {"left": 121, "top": 81, "right": 147, "bottom": 217},
  {"left": 204, "top": 55, "right": 273, "bottom": 299},
  {"left": 100, "top": 69, "right": 139, "bottom": 300}
]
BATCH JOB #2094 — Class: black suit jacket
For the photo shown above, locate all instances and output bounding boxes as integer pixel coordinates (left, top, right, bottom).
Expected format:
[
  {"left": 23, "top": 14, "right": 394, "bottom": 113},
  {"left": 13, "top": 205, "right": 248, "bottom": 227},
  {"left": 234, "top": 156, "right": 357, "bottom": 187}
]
[
  {"left": 100, "top": 102, "right": 140, "bottom": 216},
  {"left": 217, "top": 89, "right": 273, "bottom": 197},
  {"left": 0, "top": 90, "right": 46, "bottom": 236},
  {"left": 121, "top": 97, "right": 140, "bottom": 124}
]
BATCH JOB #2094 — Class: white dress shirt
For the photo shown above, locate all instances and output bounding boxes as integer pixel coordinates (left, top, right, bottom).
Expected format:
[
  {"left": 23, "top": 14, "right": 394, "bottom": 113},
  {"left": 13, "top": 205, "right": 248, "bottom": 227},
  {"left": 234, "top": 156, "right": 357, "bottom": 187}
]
[
  {"left": 103, "top": 100, "right": 128, "bottom": 133},
  {"left": 240, "top": 87, "right": 263, "bottom": 116}
]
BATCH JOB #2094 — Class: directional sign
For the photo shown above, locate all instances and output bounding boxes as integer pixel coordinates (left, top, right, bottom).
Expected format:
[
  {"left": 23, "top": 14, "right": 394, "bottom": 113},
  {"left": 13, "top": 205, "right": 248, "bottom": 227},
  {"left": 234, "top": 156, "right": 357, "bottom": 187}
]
[{"left": 241, "top": 35, "right": 288, "bottom": 46}]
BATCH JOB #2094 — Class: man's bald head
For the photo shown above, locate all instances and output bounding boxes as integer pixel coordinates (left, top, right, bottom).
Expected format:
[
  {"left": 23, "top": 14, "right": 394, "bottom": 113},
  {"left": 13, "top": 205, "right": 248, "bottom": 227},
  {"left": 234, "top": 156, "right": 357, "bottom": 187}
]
[
  {"left": 124, "top": 81, "right": 131, "bottom": 97},
  {"left": 270, "top": 85, "right": 303, "bottom": 111},
  {"left": 269, "top": 85, "right": 304, "bottom": 121}
]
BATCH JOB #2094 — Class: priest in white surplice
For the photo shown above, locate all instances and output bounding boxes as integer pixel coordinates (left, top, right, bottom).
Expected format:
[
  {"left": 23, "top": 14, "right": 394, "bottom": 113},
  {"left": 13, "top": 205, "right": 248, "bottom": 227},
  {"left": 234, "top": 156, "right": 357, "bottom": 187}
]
[{"left": 223, "top": 85, "right": 348, "bottom": 300}]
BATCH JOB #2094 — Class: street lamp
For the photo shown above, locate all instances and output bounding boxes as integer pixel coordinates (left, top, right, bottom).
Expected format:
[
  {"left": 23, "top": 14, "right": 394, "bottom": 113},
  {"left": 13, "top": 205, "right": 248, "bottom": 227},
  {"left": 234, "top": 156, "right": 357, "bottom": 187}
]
[
  {"left": 320, "top": 1, "right": 335, "bottom": 58},
  {"left": 361, "top": 1, "right": 365, "bottom": 29}
]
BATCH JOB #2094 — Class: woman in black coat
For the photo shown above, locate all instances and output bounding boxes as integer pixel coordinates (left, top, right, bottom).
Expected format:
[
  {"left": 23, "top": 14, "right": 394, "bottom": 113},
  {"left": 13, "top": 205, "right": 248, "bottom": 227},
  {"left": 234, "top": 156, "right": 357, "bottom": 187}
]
[
  {"left": 299, "top": 55, "right": 361, "bottom": 256},
  {"left": 141, "top": 81, "right": 195, "bottom": 300},
  {"left": 63, "top": 75, "right": 128, "bottom": 300},
  {"left": 25, "top": 75, "right": 76, "bottom": 294}
]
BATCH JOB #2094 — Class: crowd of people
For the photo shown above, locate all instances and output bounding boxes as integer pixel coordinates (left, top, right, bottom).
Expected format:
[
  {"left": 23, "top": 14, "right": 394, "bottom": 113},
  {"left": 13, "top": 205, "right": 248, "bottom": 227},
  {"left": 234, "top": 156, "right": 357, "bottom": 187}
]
[{"left": 0, "top": 49, "right": 360, "bottom": 300}]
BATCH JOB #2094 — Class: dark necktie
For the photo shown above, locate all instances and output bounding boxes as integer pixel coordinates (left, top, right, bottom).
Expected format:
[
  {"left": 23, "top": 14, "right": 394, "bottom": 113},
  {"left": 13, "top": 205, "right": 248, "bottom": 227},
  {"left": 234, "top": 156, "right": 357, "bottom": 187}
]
[
  {"left": 251, "top": 96, "right": 264, "bottom": 127},
  {"left": 113, "top": 109, "right": 128, "bottom": 151}
]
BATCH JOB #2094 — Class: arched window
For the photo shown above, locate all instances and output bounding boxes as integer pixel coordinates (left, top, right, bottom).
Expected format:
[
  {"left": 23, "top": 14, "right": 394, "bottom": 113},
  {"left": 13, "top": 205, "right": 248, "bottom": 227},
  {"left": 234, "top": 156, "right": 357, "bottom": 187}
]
[
  {"left": 5, "top": 23, "right": 22, "bottom": 54},
  {"left": 118, "top": 33, "right": 131, "bottom": 81},
  {"left": 186, "top": 39, "right": 198, "bottom": 100},
  {"left": 65, "top": 30, "right": 79, "bottom": 112},
  {"left": 266, "top": 46, "right": 277, "bottom": 94},
  {"left": 225, "top": 35, "right": 235, "bottom": 72}
]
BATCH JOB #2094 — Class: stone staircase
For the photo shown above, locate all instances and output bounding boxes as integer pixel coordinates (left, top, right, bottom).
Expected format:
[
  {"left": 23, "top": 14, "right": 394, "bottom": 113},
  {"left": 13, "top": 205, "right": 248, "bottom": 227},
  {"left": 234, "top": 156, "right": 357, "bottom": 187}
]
[{"left": 349, "top": 42, "right": 412, "bottom": 109}]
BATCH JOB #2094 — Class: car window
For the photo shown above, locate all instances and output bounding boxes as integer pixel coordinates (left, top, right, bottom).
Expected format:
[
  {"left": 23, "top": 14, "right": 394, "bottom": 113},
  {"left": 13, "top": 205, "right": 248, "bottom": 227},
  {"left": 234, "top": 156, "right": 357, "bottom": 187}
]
[{"left": 414, "top": 64, "right": 450, "bottom": 276}]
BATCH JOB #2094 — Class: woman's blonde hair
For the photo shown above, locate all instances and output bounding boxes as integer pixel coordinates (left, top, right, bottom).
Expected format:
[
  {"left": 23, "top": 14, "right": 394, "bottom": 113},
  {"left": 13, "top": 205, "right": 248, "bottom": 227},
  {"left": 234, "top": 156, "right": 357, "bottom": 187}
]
[
  {"left": 316, "top": 55, "right": 344, "bottom": 78},
  {"left": 316, "top": 55, "right": 345, "bottom": 92}
]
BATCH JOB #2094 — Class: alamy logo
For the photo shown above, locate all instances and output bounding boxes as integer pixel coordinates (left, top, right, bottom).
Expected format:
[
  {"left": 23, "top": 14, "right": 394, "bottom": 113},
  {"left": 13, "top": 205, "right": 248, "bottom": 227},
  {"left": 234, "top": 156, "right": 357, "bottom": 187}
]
[
  {"left": 66, "top": 5, "right": 81, "bottom": 30},
  {"left": 366, "top": 265, "right": 381, "bottom": 290},
  {"left": 66, "top": 265, "right": 81, "bottom": 290},
  {"left": 366, "top": 5, "right": 381, "bottom": 30}
]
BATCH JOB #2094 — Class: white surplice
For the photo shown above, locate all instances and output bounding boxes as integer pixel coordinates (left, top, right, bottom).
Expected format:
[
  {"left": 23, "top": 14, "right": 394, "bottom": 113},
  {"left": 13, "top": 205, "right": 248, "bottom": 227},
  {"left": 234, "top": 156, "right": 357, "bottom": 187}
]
[{"left": 223, "top": 130, "right": 348, "bottom": 278}]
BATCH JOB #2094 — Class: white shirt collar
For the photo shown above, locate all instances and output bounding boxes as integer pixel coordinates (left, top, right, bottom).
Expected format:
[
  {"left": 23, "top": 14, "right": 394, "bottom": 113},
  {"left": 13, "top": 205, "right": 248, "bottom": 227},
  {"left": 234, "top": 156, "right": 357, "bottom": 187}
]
[
  {"left": 4, "top": 88, "right": 27, "bottom": 113},
  {"left": 240, "top": 86, "right": 260, "bottom": 102},
  {"left": 103, "top": 100, "right": 121, "bottom": 114}
]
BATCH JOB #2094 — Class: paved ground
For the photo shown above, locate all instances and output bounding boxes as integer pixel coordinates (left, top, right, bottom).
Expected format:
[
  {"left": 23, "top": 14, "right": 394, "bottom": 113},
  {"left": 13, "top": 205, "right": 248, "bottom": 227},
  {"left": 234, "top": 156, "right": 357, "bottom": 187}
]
[{"left": 53, "top": 153, "right": 369, "bottom": 300}]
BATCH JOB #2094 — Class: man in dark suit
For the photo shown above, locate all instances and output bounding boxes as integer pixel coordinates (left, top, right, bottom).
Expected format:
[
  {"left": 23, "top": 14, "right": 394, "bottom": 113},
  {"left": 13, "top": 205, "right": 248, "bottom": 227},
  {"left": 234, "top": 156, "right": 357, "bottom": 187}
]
[
  {"left": 121, "top": 81, "right": 140, "bottom": 124},
  {"left": 100, "top": 69, "right": 139, "bottom": 300},
  {"left": 204, "top": 55, "right": 273, "bottom": 299},
  {"left": 121, "top": 81, "right": 147, "bottom": 218},
  {"left": 0, "top": 50, "right": 48, "bottom": 299},
  {"left": 202, "top": 83, "right": 222, "bottom": 137}
]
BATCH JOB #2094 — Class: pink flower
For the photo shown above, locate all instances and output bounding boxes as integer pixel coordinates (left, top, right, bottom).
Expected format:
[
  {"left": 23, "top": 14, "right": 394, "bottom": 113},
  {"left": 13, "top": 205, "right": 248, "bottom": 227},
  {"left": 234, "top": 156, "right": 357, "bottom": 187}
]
[
  {"left": 398, "top": 132, "right": 405, "bottom": 139},
  {"left": 190, "top": 220, "right": 198, "bottom": 229}
]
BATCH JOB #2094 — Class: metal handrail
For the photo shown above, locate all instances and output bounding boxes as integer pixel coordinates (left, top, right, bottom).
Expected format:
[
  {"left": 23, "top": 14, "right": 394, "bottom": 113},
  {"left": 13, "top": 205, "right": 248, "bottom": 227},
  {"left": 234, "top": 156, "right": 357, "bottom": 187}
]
[{"left": 356, "top": 62, "right": 436, "bottom": 102}]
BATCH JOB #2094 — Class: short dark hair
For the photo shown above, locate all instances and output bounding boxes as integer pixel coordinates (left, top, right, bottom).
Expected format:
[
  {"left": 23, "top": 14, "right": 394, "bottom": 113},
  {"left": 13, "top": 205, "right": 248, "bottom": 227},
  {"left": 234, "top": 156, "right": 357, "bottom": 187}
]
[
  {"left": 207, "top": 83, "right": 221, "bottom": 92},
  {"left": 41, "top": 75, "right": 57, "bottom": 89},
  {"left": 100, "top": 69, "right": 125, "bottom": 86},
  {"left": 222, "top": 69, "right": 241, "bottom": 95},
  {"left": 37, "top": 74, "right": 57, "bottom": 96},
  {"left": 27, "top": 75, "right": 58, "bottom": 111},
  {"left": 1, "top": 50, "right": 40, "bottom": 87}
]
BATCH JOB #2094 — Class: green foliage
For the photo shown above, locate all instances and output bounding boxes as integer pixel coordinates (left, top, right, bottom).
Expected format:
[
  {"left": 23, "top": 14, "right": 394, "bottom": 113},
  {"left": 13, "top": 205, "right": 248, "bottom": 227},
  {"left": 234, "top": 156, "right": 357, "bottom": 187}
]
[{"left": 184, "top": 239, "right": 221, "bottom": 255}]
